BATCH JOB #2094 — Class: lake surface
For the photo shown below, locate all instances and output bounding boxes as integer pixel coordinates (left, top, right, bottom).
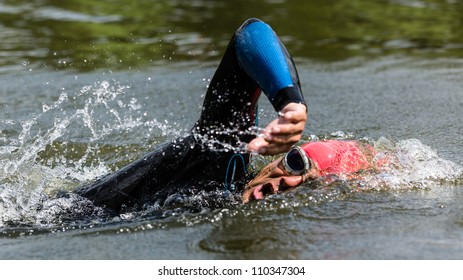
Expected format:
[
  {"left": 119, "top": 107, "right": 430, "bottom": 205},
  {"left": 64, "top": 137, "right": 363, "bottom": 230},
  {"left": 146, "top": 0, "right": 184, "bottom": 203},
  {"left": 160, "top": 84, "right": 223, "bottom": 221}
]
[{"left": 1, "top": 0, "right": 463, "bottom": 259}]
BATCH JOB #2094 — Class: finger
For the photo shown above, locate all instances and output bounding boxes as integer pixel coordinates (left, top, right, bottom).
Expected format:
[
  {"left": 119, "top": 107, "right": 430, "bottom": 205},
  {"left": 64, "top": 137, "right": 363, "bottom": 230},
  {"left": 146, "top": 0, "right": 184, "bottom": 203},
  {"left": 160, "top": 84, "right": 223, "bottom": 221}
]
[
  {"left": 247, "top": 137, "right": 270, "bottom": 153},
  {"left": 265, "top": 133, "right": 301, "bottom": 146},
  {"left": 279, "top": 111, "right": 307, "bottom": 124},
  {"left": 252, "top": 133, "right": 301, "bottom": 154},
  {"left": 249, "top": 138, "right": 293, "bottom": 155},
  {"left": 269, "top": 122, "right": 305, "bottom": 136}
]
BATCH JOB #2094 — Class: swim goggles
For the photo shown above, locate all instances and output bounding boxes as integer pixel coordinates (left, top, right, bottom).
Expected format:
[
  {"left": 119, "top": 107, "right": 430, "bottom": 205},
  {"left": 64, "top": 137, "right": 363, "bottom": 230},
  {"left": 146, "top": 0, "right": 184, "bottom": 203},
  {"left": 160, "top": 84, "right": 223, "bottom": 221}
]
[{"left": 282, "top": 146, "right": 311, "bottom": 175}]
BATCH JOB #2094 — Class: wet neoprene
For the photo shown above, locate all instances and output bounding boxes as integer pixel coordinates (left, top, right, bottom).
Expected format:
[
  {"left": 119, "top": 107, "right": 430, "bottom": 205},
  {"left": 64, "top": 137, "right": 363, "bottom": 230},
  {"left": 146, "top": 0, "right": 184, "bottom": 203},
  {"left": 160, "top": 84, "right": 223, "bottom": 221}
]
[{"left": 75, "top": 18, "right": 305, "bottom": 212}]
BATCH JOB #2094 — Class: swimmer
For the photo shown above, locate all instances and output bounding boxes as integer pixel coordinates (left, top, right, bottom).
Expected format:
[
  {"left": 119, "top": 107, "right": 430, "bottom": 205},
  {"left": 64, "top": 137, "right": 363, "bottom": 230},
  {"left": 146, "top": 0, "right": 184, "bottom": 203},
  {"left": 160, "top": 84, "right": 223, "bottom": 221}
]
[
  {"left": 75, "top": 18, "right": 307, "bottom": 212},
  {"left": 242, "top": 140, "right": 381, "bottom": 203}
]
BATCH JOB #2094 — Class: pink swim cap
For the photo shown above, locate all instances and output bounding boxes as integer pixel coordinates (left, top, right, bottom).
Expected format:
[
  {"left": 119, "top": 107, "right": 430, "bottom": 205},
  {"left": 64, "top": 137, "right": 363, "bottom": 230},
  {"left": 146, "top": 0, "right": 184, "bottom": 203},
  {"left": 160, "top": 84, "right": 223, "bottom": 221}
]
[
  {"left": 300, "top": 140, "right": 372, "bottom": 175},
  {"left": 300, "top": 141, "right": 336, "bottom": 171}
]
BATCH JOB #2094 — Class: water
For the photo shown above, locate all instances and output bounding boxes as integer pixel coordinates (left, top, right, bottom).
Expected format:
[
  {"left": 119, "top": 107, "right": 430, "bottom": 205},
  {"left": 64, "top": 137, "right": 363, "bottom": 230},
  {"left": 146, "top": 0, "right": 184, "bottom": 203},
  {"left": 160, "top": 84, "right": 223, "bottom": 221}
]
[{"left": 1, "top": 0, "right": 463, "bottom": 259}]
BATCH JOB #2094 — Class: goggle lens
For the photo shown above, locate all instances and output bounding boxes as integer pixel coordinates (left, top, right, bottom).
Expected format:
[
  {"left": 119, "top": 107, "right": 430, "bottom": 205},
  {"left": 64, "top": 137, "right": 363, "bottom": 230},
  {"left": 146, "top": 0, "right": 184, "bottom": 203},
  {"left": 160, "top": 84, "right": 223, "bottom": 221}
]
[{"left": 286, "top": 148, "right": 306, "bottom": 172}]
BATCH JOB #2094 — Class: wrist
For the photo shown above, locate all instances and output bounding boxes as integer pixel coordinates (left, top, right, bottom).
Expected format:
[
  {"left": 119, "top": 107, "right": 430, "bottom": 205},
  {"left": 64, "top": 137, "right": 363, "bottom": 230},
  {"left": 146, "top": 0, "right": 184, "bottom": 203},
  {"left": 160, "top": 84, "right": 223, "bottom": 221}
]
[{"left": 280, "top": 103, "right": 307, "bottom": 118}]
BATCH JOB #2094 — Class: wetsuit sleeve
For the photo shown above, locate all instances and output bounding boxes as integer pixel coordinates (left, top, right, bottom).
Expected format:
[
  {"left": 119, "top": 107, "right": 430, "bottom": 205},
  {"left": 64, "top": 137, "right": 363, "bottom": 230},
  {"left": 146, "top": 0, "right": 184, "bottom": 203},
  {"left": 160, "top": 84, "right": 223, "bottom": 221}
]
[{"left": 234, "top": 19, "right": 306, "bottom": 112}]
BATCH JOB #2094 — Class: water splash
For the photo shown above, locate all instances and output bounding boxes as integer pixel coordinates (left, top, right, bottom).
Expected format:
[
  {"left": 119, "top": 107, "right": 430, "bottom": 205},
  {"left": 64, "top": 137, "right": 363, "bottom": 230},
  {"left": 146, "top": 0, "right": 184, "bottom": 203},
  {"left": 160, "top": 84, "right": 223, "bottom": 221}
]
[
  {"left": 363, "top": 137, "right": 463, "bottom": 189},
  {"left": 0, "top": 79, "right": 185, "bottom": 233},
  {"left": 192, "top": 126, "right": 266, "bottom": 154}
]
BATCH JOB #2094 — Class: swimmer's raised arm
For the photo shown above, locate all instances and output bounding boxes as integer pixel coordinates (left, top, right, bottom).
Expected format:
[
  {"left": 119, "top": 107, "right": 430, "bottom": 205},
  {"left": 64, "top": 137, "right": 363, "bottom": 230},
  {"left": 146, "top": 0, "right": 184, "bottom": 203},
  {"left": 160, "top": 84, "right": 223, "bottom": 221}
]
[{"left": 234, "top": 19, "right": 307, "bottom": 155}]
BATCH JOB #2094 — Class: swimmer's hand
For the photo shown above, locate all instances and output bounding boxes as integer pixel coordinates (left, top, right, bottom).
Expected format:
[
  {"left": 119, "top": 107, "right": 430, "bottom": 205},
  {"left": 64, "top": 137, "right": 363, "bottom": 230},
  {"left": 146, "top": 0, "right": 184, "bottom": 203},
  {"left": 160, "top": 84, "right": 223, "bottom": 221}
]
[
  {"left": 247, "top": 102, "right": 307, "bottom": 155},
  {"left": 242, "top": 157, "right": 316, "bottom": 203}
]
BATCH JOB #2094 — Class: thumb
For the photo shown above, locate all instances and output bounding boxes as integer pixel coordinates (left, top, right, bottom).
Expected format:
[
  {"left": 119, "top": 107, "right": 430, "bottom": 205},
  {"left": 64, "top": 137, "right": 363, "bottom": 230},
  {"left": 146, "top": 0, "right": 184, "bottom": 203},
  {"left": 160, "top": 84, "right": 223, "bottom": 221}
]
[{"left": 247, "top": 137, "right": 269, "bottom": 153}]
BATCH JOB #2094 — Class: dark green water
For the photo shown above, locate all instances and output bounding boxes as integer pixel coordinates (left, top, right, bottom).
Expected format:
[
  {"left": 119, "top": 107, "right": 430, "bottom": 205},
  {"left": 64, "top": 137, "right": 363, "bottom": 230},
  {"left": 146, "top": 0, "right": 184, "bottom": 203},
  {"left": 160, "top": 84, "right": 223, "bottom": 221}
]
[{"left": 1, "top": 0, "right": 463, "bottom": 259}]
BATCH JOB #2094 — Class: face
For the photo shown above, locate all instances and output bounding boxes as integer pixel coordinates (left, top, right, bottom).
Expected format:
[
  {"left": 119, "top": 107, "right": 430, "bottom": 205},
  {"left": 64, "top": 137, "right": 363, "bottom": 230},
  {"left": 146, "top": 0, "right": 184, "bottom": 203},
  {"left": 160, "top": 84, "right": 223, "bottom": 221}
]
[{"left": 242, "top": 157, "right": 319, "bottom": 203}]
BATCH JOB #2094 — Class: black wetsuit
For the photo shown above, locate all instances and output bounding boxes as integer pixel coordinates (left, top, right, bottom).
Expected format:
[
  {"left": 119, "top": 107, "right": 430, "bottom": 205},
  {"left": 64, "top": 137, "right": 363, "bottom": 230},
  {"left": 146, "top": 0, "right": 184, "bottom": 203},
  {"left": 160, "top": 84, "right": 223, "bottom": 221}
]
[{"left": 75, "top": 18, "right": 306, "bottom": 212}]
